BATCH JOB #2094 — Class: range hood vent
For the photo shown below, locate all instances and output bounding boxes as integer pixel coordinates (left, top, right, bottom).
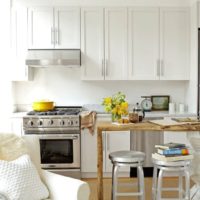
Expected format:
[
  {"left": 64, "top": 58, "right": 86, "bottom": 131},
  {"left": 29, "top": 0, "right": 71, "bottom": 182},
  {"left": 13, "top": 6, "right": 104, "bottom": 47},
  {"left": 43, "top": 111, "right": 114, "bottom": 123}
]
[{"left": 25, "top": 49, "right": 81, "bottom": 67}]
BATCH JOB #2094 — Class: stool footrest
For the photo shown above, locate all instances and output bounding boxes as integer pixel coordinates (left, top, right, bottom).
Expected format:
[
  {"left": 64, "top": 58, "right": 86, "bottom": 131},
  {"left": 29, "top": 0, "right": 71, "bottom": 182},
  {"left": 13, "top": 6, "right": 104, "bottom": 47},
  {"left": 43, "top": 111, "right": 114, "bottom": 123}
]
[
  {"left": 117, "top": 182, "right": 138, "bottom": 188},
  {"left": 161, "top": 187, "right": 184, "bottom": 191},
  {"left": 159, "top": 198, "right": 189, "bottom": 200},
  {"left": 116, "top": 192, "right": 143, "bottom": 196}
]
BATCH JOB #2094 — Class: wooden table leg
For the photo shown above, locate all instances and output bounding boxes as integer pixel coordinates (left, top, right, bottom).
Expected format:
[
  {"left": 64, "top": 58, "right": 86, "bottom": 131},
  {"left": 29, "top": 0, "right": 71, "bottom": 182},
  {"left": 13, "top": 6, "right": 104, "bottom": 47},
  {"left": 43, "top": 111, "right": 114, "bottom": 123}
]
[{"left": 97, "top": 128, "right": 103, "bottom": 200}]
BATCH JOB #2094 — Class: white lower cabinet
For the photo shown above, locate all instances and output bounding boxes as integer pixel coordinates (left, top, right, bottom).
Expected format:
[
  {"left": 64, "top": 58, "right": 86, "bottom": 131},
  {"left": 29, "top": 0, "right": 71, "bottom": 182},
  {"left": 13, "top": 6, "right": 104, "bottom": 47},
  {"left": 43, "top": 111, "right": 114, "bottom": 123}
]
[
  {"left": 81, "top": 121, "right": 130, "bottom": 178},
  {"left": 10, "top": 117, "right": 24, "bottom": 136},
  {"left": 104, "top": 131, "right": 130, "bottom": 173}
]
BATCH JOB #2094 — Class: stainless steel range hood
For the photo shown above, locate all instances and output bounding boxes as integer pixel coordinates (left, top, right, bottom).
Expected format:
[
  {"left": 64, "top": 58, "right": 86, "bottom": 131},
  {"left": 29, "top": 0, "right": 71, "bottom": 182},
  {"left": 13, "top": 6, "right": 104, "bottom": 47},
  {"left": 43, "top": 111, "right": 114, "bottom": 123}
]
[{"left": 25, "top": 49, "right": 81, "bottom": 67}]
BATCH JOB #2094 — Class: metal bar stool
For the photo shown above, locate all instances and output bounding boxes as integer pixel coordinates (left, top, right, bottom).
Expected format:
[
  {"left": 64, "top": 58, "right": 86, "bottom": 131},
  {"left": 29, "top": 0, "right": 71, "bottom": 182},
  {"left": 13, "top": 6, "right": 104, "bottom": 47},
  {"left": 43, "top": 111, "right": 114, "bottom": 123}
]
[
  {"left": 109, "top": 150, "right": 145, "bottom": 200},
  {"left": 152, "top": 159, "right": 192, "bottom": 200}
]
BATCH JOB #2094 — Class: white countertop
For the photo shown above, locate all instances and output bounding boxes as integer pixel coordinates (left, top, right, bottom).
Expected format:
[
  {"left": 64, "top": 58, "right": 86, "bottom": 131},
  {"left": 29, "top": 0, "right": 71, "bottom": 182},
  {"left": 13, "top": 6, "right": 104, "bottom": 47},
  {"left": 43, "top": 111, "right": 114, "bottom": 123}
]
[{"left": 10, "top": 112, "right": 27, "bottom": 118}]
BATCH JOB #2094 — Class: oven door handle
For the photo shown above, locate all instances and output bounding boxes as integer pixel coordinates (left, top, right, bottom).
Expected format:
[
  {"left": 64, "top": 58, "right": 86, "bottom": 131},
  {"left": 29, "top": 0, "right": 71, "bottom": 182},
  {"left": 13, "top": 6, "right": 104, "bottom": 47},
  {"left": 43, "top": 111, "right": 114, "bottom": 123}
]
[{"left": 39, "top": 135, "right": 79, "bottom": 140}]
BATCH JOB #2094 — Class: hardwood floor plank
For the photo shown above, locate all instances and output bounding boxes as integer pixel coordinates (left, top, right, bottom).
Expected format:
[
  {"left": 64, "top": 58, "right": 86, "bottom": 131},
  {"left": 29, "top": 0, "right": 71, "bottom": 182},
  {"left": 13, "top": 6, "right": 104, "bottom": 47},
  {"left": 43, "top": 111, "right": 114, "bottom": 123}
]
[{"left": 82, "top": 177, "right": 194, "bottom": 200}]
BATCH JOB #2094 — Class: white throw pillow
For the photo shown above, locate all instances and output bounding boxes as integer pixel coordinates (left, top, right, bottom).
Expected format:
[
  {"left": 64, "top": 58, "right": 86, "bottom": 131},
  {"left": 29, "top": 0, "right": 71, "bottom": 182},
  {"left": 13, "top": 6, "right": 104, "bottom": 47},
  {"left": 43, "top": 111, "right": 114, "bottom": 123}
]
[{"left": 0, "top": 154, "right": 49, "bottom": 200}]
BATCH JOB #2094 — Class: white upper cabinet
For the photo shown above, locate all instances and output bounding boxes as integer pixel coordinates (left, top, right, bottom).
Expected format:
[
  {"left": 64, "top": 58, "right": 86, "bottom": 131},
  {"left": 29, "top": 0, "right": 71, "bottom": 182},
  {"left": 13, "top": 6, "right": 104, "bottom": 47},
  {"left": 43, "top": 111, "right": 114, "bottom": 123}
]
[
  {"left": 28, "top": 7, "right": 80, "bottom": 49},
  {"left": 128, "top": 7, "right": 189, "bottom": 80},
  {"left": 160, "top": 8, "right": 190, "bottom": 80},
  {"left": 104, "top": 8, "right": 128, "bottom": 80},
  {"left": 81, "top": 8, "right": 104, "bottom": 80},
  {"left": 54, "top": 7, "right": 80, "bottom": 49},
  {"left": 82, "top": 7, "right": 189, "bottom": 81},
  {"left": 28, "top": 7, "right": 54, "bottom": 49},
  {"left": 81, "top": 7, "right": 128, "bottom": 80},
  {"left": 128, "top": 8, "right": 159, "bottom": 80},
  {"left": 11, "top": 7, "right": 33, "bottom": 81}
]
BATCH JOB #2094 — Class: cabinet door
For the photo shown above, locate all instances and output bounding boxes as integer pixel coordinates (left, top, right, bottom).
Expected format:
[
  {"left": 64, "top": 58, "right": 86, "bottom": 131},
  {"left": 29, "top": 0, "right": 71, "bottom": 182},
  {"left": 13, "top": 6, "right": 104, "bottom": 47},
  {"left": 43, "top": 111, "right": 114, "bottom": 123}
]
[
  {"left": 81, "top": 128, "right": 106, "bottom": 174},
  {"left": 105, "top": 131, "right": 130, "bottom": 173},
  {"left": 128, "top": 8, "right": 159, "bottom": 80},
  {"left": 104, "top": 8, "right": 128, "bottom": 80},
  {"left": 11, "top": 7, "right": 33, "bottom": 81},
  {"left": 81, "top": 8, "right": 104, "bottom": 80},
  {"left": 54, "top": 7, "right": 80, "bottom": 49},
  {"left": 10, "top": 118, "right": 23, "bottom": 136},
  {"left": 160, "top": 8, "right": 190, "bottom": 80},
  {"left": 28, "top": 7, "right": 54, "bottom": 49}
]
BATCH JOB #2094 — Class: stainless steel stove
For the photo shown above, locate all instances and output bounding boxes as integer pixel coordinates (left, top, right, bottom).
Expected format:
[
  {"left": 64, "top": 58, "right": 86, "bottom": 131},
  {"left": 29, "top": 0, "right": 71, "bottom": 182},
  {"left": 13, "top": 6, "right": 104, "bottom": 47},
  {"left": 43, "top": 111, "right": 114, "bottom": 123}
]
[{"left": 23, "top": 106, "right": 82, "bottom": 179}]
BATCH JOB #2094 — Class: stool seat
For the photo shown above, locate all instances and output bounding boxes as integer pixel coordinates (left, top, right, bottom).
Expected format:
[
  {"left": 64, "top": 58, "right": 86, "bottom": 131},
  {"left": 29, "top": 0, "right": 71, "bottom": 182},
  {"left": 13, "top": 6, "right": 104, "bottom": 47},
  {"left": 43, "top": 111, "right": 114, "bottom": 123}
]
[
  {"left": 152, "top": 158, "right": 191, "bottom": 167},
  {"left": 109, "top": 150, "right": 145, "bottom": 163}
]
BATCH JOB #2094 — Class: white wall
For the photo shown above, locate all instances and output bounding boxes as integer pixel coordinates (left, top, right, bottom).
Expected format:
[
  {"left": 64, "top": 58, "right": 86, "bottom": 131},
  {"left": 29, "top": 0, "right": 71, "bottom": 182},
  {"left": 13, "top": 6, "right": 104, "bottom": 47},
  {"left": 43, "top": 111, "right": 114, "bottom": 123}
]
[{"left": 13, "top": 67, "right": 188, "bottom": 110}]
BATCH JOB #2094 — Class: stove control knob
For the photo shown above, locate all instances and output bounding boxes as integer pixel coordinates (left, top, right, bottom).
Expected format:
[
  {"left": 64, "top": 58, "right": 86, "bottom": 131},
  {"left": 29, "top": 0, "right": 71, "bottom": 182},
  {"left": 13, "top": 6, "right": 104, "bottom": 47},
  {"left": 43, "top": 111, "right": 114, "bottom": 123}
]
[
  {"left": 67, "top": 120, "right": 73, "bottom": 126},
  {"left": 38, "top": 120, "right": 43, "bottom": 126},
  {"left": 60, "top": 120, "right": 65, "bottom": 126},
  {"left": 48, "top": 119, "right": 53, "bottom": 126},
  {"left": 28, "top": 120, "right": 34, "bottom": 127}
]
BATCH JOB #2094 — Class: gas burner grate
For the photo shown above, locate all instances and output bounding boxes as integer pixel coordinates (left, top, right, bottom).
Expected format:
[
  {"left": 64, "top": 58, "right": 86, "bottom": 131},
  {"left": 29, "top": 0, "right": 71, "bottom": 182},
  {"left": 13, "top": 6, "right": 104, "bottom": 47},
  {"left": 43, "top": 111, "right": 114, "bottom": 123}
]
[{"left": 26, "top": 107, "right": 82, "bottom": 116}]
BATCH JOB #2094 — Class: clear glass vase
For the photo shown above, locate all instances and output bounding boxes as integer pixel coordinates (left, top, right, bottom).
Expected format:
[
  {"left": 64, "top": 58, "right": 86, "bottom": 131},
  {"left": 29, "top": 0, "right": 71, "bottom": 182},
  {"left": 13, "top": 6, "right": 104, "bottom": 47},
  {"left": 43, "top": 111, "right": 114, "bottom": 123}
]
[{"left": 111, "top": 113, "right": 121, "bottom": 122}]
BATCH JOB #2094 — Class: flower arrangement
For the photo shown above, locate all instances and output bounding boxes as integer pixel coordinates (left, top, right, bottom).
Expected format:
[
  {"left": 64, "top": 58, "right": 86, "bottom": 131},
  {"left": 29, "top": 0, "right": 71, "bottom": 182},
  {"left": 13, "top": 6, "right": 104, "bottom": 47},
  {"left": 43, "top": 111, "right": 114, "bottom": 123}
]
[{"left": 102, "top": 92, "right": 129, "bottom": 122}]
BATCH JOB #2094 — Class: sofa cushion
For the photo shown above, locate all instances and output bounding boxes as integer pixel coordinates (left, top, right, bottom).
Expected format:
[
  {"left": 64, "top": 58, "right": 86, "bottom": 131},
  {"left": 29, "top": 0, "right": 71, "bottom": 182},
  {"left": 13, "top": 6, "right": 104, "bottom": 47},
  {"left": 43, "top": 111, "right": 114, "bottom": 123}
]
[
  {"left": 0, "top": 133, "right": 28, "bottom": 161},
  {"left": 0, "top": 154, "right": 49, "bottom": 200}
]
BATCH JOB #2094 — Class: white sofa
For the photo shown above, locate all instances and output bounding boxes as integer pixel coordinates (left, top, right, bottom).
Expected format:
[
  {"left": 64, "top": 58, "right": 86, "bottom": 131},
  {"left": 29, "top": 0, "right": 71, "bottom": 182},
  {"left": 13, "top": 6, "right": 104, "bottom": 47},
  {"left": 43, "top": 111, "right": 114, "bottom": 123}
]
[{"left": 0, "top": 134, "right": 90, "bottom": 200}]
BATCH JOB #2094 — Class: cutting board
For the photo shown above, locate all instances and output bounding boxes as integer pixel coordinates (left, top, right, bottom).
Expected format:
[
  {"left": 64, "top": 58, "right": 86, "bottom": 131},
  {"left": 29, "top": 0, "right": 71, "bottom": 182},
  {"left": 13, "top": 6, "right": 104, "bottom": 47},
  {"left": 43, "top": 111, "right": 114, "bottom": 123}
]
[
  {"left": 171, "top": 117, "right": 200, "bottom": 123},
  {"left": 149, "top": 119, "right": 191, "bottom": 126}
]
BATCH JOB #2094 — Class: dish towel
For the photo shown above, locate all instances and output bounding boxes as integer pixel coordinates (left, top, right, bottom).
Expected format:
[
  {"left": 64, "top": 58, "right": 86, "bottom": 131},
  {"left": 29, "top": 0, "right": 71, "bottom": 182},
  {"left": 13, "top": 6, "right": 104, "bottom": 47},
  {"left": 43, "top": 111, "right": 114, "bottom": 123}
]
[{"left": 80, "top": 111, "right": 97, "bottom": 135}]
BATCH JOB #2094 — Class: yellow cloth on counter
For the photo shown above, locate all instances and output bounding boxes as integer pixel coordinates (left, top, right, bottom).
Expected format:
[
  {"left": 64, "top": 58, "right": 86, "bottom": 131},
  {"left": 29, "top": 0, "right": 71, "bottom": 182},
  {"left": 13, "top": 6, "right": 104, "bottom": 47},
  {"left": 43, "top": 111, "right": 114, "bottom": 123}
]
[{"left": 80, "top": 111, "right": 97, "bottom": 135}]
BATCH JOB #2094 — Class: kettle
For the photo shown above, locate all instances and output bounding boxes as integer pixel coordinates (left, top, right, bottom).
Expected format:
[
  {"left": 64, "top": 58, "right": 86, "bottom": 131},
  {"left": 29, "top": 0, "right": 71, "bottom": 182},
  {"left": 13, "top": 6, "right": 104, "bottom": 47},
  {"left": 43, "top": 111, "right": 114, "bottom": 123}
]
[{"left": 133, "top": 102, "right": 145, "bottom": 122}]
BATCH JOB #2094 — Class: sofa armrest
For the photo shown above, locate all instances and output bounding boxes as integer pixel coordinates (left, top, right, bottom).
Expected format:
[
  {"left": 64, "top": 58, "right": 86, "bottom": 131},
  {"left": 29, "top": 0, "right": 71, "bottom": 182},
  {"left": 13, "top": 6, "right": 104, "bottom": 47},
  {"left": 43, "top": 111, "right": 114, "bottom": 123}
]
[{"left": 41, "top": 170, "right": 90, "bottom": 200}]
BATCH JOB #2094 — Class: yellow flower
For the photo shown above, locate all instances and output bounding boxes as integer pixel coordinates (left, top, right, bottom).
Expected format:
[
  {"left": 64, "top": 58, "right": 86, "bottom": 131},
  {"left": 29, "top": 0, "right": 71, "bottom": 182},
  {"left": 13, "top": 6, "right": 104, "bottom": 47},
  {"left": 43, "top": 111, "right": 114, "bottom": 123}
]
[
  {"left": 121, "top": 102, "right": 128, "bottom": 109},
  {"left": 103, "top": 97, "right": 112, "bottom": 105},
  {"left": 102, "top": 92, "right": 129, "bottom": 120}
]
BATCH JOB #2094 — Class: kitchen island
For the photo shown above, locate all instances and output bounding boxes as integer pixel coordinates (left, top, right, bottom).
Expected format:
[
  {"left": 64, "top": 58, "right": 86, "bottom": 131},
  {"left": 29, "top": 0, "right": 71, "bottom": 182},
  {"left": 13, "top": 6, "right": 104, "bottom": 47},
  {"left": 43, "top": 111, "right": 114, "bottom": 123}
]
[{"left": 96, "top": 121, "right": 200, "bottom": 200}]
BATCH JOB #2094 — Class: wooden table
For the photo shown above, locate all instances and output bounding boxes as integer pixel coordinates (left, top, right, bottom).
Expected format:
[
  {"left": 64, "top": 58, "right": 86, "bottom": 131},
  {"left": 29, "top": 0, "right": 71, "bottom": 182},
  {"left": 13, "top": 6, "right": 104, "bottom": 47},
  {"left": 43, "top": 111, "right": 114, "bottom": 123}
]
[{"left": 96, "top": 121, "right": 200, "bottom": 200}]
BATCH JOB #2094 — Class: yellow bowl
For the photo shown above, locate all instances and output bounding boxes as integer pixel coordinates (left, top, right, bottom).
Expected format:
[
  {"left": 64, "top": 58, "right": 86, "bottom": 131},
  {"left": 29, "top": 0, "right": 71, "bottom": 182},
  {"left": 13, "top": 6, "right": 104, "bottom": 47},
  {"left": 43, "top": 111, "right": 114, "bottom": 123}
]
[{"left": 32, "top": 101, "right": 55, "bottom": 111}]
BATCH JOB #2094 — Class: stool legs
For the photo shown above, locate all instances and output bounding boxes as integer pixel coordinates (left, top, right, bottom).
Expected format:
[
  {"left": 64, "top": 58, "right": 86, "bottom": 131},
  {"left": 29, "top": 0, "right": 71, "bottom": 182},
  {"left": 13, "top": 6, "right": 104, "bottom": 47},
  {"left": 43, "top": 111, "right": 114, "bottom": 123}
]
[
  {"left": 156, "top": 169, "right": 163, "bottom": 200},
  {"left": 152, "top": 165, "right": 158, "bottom": 200},
  {"left": 138, "top": 165, "right": 145, "bottom": 200},
  {"left": 111, "top": 164, "right": 119, "bottom": 200},
  {"left": 111, "top": 162, "right": 145, "bottom": 200},
  {"left": 152, "top": 164, "right": 191, "bottom": 200},
  {"left": 184, "top": 168, "right": 190, "bottom": 200}
]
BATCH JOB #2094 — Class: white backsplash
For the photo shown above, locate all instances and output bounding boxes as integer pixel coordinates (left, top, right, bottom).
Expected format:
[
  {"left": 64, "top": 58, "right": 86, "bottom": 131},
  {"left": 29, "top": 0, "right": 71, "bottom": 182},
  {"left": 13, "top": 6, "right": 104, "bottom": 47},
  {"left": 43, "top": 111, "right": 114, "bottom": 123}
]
[{"left": 13, "top": 67, "right": 188, "bottom": 111}]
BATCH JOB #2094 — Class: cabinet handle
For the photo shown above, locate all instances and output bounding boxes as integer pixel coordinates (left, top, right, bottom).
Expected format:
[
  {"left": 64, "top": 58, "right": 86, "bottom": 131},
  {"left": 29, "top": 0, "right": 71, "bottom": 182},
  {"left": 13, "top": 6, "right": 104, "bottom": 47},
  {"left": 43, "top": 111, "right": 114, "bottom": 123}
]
[
  {"left": 107, "top": 134, "right": 110, "bottom": 151},
  {"left": 55, "top": 28, "right": 59, "bottom": 45},
  {"left": 102, "top": 59, "right": 104, "bottom": 77},
  {"left": 105, "top": 59, "right": 108, "bottom": 76},
  {"left": 160, "top": 60, "right": 164, "bottom": 76},
  {"left": 51, "top": 27, "right": 54, "bottom": 45},
  {"left": 157, "top": 60, "right": 160, "bottom": 76}
]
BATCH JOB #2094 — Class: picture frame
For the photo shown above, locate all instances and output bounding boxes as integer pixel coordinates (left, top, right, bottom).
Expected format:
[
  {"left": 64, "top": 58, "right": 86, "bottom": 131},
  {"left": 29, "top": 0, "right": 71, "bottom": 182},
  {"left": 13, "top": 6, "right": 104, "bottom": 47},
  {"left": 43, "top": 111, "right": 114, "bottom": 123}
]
[{"left": 151, "top": 95, "right": 170, "bottom": 111}]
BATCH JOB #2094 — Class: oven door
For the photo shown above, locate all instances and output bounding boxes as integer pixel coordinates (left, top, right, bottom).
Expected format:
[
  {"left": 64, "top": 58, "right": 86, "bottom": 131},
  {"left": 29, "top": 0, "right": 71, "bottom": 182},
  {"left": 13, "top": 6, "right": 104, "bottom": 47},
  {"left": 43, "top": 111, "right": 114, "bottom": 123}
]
[{"left": 39, "top": 134, "right": 80, "bottom": 169}]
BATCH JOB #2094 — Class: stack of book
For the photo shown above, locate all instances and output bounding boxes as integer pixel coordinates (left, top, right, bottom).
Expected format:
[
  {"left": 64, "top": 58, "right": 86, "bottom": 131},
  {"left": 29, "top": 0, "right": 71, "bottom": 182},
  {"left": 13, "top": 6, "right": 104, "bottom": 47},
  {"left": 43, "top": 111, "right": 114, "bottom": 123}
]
[{"left": 152, "top": 142, "right": 193, "bottom": 162}]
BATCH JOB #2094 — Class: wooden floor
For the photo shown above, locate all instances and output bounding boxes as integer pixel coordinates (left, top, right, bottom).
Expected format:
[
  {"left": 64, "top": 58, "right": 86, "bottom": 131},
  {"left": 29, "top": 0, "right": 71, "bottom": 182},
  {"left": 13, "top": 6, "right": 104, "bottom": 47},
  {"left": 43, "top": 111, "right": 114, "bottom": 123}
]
[{"left": 83, "top": 177, "right": 194, "bottom": 200}]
